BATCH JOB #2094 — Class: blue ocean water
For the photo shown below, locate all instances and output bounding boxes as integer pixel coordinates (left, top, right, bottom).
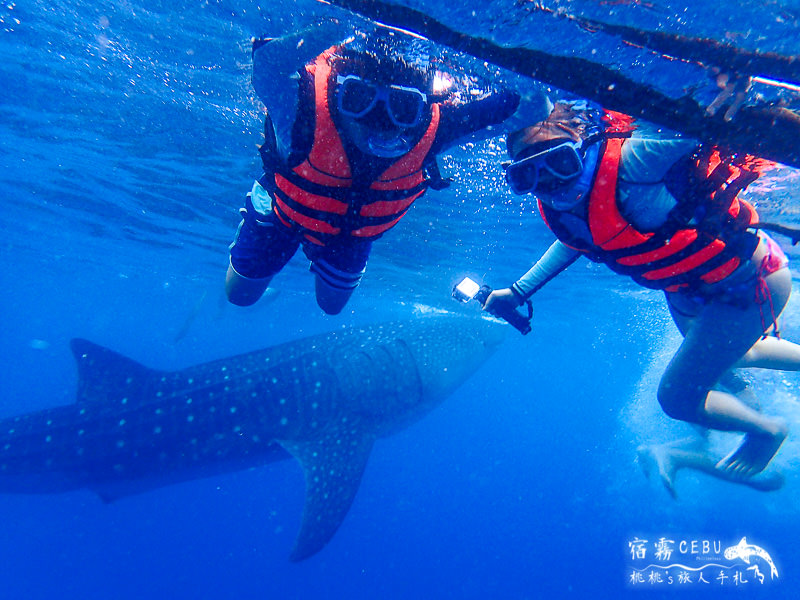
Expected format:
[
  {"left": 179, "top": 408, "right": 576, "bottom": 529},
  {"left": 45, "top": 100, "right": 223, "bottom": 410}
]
[{"left": 2, "top": 0, "right": 799, "bottom": 598}]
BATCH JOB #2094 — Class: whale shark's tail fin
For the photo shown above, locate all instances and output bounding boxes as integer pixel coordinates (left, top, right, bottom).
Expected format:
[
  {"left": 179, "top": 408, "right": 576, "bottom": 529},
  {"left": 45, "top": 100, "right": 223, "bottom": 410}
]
[{"left": 70, "top": 339, "right": 156, "bottom": 405}]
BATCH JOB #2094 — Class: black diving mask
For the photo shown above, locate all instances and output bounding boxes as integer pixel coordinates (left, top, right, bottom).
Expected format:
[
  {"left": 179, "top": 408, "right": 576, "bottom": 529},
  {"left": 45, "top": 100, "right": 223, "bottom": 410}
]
[
  {"left": 505, "top": 139, "right": 584, "bottom": 195},
  {"left": 336, "top": 74, "right": 428, "bottom": 129}
]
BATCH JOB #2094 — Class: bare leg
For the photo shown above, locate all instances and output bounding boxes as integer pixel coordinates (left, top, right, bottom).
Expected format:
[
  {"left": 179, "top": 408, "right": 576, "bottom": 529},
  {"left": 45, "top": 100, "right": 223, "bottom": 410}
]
[
  {"left": 718, "top": 371, "right": 760, "bottom": 411},
  {"left": 308, "top": 252, "right": 366, "bottom": 316},
  {"left": 736, "top": 335, "right": 800, "bottom": 370},
  {"left": 662, "top": 259, "right": 794, "bottom": 477},
  {"left": 637, "top": 376, "right": 783, "bottom": 497},
  {"left": 225, "top": 264, "right": 272, "bottom": 306},
  {"left": 314, "top": 274, "right": 355, "bottom": 315},
  {"left": 717, "top": 320, "right": 800, "bottom": 478}
]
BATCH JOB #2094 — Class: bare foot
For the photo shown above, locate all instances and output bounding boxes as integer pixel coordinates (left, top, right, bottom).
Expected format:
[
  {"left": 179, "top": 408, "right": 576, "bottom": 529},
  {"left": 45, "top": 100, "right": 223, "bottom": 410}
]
[
  {"left": 636, "top": 445, "right": 652, "bottom": 479},
  {"left": 717, "top": 427, "right": 788, "bottom": 477},
  {"left": 741, "top": 471, "right": 784, "bottom": 492},
  {"left": 637, "top": 445, "right": 677, "bottom": 499}
]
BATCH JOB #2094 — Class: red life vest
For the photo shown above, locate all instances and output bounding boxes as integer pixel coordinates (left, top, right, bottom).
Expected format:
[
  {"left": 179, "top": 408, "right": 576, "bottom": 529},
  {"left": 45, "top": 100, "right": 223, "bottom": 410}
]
[
  {"left": 265, "top": 50, "right": 441, "bottom": 246},
  {"left": 539, "top": 132, "right": 762, "bottom": 292}
]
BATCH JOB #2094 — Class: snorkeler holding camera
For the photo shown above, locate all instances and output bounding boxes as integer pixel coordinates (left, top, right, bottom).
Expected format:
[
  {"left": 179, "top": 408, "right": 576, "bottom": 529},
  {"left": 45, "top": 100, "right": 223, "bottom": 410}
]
[
  {"left": 474, "top": 99, "right": 800, "bottom": 481},
  {"left": 452, "top": 277, "right": 533, "bottom": 335}
]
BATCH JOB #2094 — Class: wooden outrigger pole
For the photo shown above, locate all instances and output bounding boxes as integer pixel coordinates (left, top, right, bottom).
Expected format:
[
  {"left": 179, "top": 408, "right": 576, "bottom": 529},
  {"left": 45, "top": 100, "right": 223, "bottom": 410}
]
[{"left": 320, "top": 0, "right": 800, "bottom": 168}]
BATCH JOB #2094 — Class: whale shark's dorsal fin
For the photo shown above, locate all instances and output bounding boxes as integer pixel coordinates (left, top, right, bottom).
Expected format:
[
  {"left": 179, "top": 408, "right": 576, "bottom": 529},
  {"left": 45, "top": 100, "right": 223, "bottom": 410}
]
[
  {"left": 70, "top": 339, "right": 155, "bottom": 404},
  {"left": 278, "top": 428, "right": 376, "bottom": 562}
]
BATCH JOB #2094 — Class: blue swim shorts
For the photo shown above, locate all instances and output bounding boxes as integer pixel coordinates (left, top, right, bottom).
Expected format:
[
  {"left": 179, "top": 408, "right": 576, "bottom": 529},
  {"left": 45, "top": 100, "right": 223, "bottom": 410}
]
[{"left": 229, "top": 181, "right": 372, "bottom": 288}]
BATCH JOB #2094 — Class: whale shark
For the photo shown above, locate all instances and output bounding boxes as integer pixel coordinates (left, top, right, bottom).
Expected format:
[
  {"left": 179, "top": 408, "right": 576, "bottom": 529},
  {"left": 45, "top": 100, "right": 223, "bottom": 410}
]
[
  {"left": 723, "top": 537, "right": 779, "bottom": 581},
  {"left": 0, "top": 315, "right": 505, "bottom": 560}
]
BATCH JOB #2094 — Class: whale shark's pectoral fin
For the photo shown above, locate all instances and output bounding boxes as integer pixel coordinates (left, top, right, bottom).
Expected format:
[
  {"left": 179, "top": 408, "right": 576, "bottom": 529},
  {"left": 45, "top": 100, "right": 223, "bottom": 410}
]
[{"left": 277, "top": 429, "right": 375, "bottom": 562}]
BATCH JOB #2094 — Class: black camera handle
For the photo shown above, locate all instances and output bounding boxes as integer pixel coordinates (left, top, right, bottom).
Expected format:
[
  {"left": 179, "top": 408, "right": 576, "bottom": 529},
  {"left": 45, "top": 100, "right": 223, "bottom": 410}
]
[{"left": 474, "top": 285, "right": 533, "bottom": 335}]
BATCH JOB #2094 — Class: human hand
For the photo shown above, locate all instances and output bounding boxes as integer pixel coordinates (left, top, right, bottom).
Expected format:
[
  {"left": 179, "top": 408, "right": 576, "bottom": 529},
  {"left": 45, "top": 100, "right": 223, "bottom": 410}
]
[
  {"left": 705, "top": 67, "right": 752, "bottom": 122},
  {"left": 483, "top": 288, "right": 520, "bottom": 316}
]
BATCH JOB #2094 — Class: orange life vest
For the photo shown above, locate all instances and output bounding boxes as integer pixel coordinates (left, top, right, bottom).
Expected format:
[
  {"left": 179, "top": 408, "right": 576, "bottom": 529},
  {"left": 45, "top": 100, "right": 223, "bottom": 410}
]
[
  {"left": 539, "top": 135, "right": 763, "bottom": 292},
  {"left": 263, "top": 50, "right": 441, "bottom": 246}
]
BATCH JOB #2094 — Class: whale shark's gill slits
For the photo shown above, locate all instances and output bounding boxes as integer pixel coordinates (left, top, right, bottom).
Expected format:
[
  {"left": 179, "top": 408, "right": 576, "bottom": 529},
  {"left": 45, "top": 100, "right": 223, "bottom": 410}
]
[
  {"left": 322, "top": 336, "right": 423, "bottom": 424},
  {"left": 390, "top": 339, "right": 424, "bottom": 405}
]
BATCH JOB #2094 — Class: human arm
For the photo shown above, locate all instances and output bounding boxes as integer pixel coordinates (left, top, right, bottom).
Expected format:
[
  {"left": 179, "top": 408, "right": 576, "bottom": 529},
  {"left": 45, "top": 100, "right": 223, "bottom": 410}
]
[
  {"left": 484, "top": 240, "right": 580, "bottom": 314},
  {"left": 432, "top": 87, "right": 521, "bottom": 151},
  {"left": 251, "top": 19, "right": 351, "bottom": 153},
  {"left": 433, "top": 78, "right": 552, "bottom": 152},
  {"left": 252, "top": 19, "right": 351, "bottom": 99},
  {"left": 500, "top": 85, "right": 554, "bottom": 137}
]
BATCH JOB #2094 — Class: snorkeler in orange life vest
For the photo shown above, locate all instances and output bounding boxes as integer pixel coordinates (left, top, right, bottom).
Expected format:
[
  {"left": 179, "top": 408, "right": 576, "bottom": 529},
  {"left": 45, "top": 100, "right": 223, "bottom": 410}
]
[
  {"left": 485, "top": 101, "right": 800, "bottom": 480},
  {"left": 226, "top": 22, "right": 544, "bottom": 314}
]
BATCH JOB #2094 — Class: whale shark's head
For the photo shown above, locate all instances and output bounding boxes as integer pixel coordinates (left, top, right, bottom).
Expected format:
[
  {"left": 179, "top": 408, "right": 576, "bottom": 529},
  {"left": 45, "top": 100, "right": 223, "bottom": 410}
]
[
  {"left": 724, "top": 537, "right": 748, "bottom": 560},
  {"left": 401, "top": 315, "right": 507, "bottom": 401}
]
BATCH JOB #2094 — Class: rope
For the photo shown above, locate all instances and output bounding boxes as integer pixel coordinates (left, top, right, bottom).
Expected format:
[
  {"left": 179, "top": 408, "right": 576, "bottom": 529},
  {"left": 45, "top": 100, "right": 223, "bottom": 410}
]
[{"left": 754, "top": 254, "right": 781, "bottom": 340}]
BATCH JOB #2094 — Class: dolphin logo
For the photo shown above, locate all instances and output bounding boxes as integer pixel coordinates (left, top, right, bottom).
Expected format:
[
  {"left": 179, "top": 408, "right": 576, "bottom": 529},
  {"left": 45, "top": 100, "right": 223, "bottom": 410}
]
[
  {"left": 0, "top": 316, "right": 504, "bottom": 560},
  {"left": 723, "top": 537, "right": 778, "bottom": 580}
]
